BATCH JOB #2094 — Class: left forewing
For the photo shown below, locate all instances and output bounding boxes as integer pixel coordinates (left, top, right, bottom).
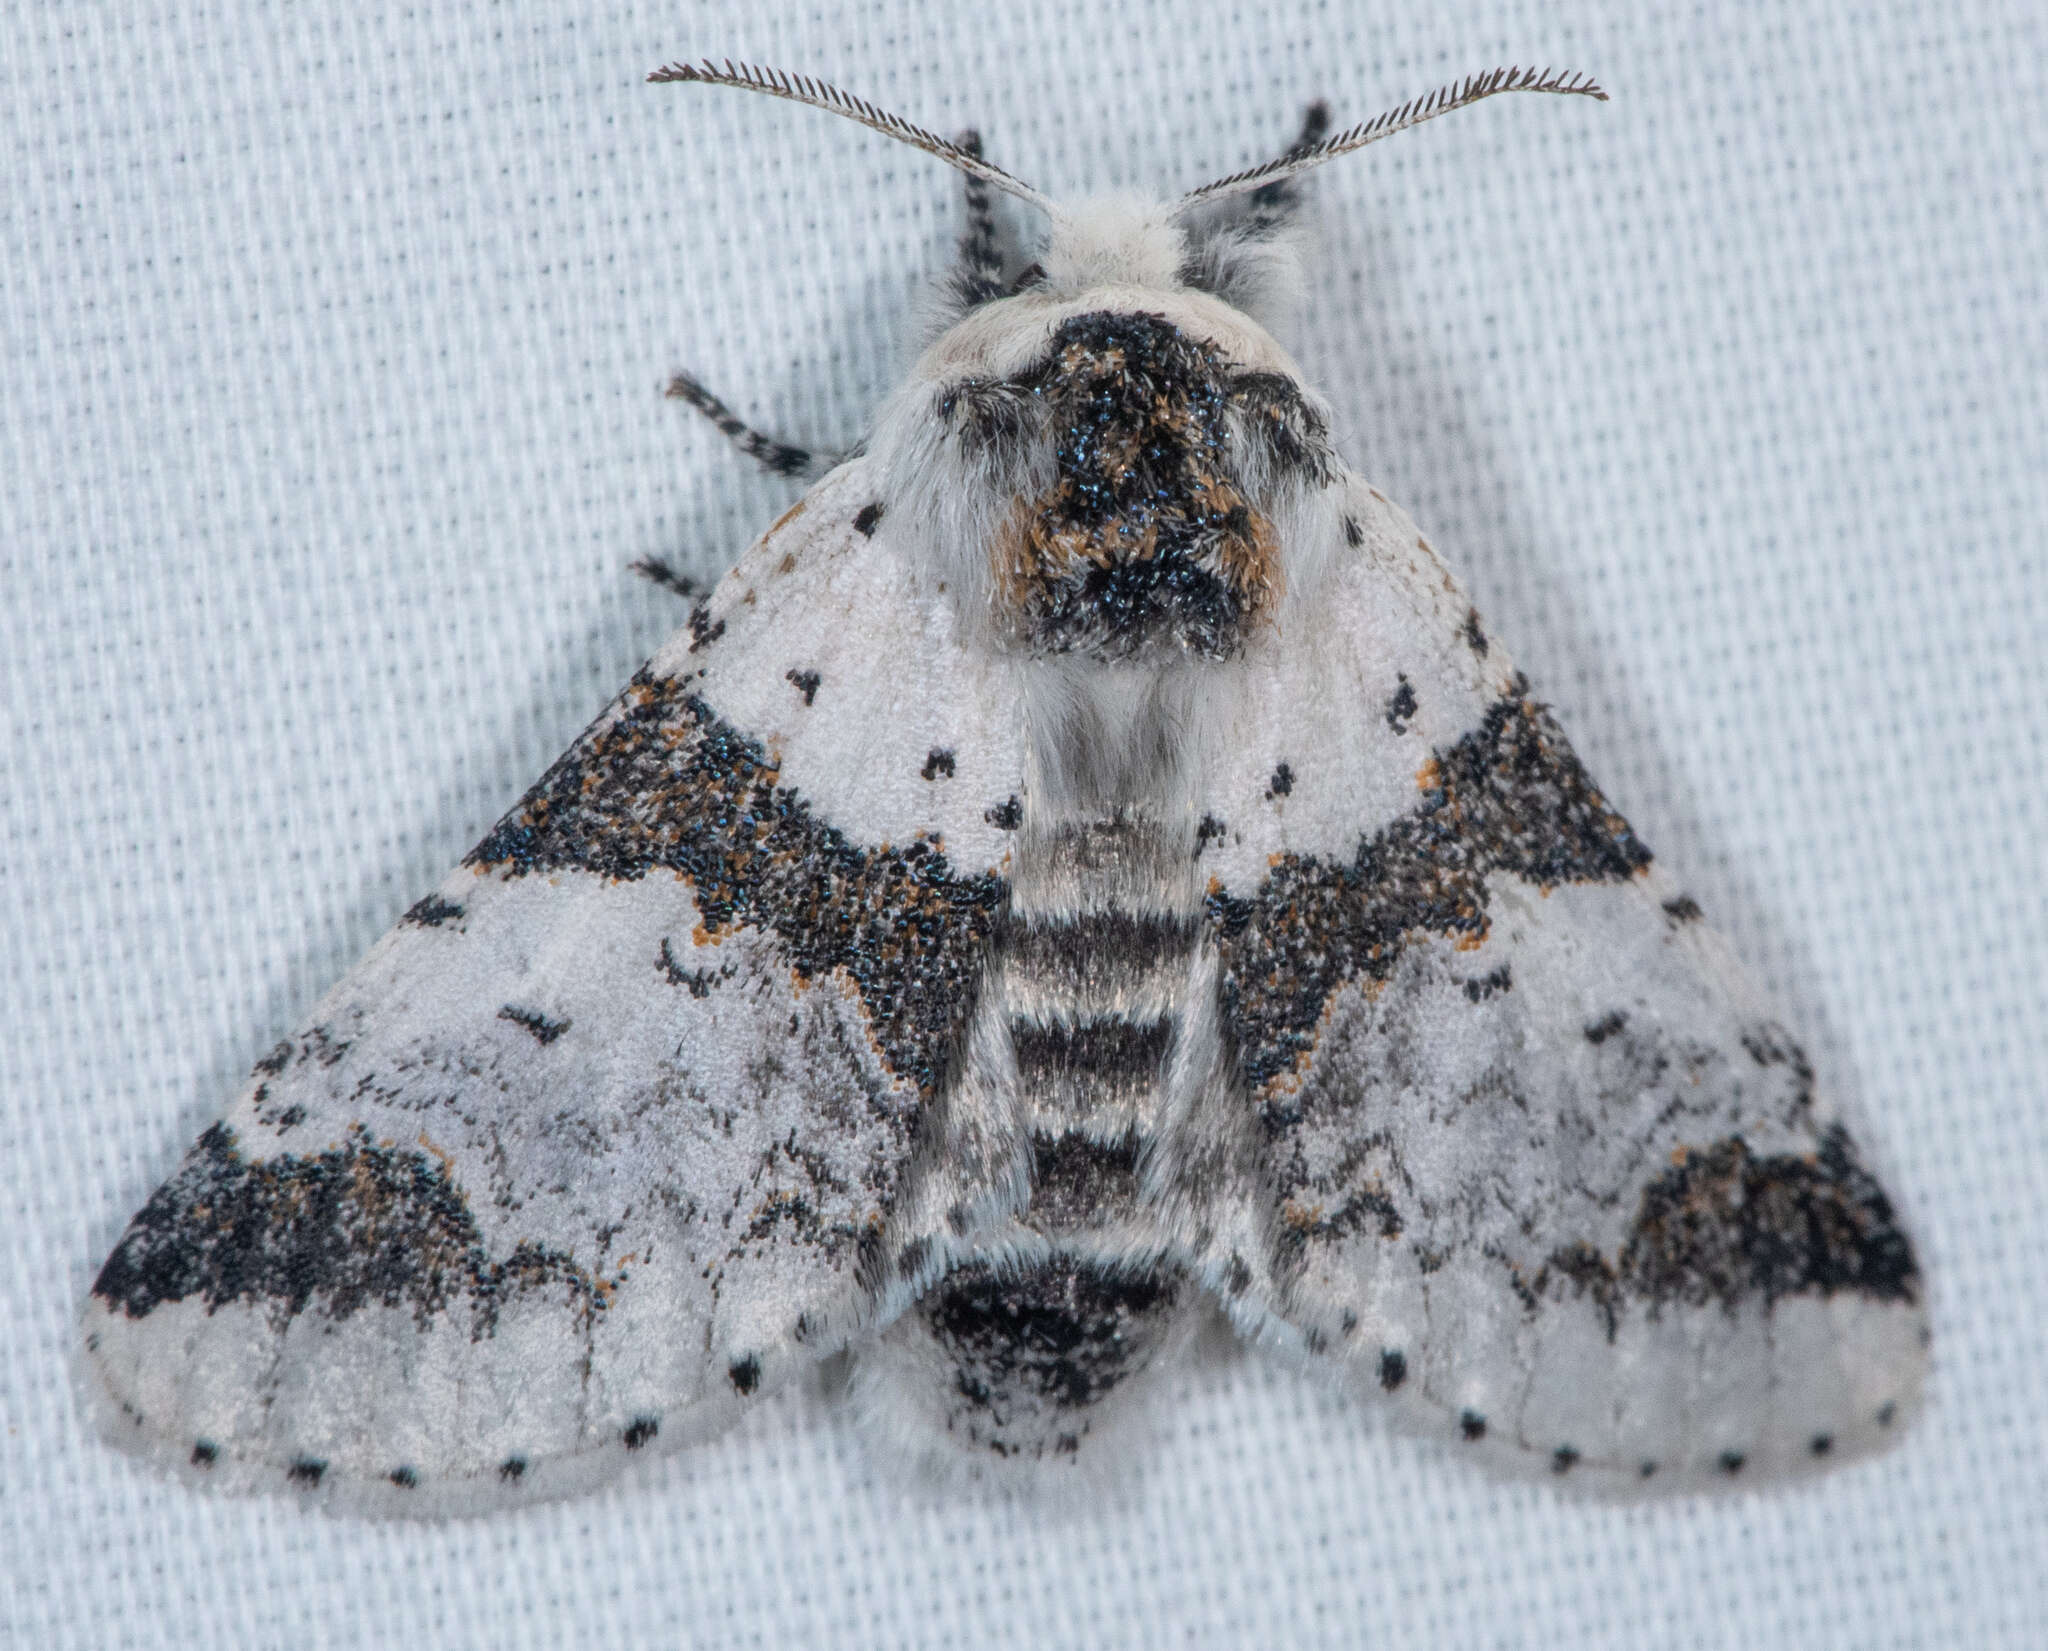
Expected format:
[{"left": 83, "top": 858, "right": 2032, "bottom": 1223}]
[
  {"left": 1200, "top": 473, "right": 1927, "bottom": 1491},
  {"left": 83, "top": 461, "right": 1028, "bottom": 1512}
]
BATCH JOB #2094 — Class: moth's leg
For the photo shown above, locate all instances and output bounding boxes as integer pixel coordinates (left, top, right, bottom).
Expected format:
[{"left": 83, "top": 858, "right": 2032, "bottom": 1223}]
[
  {"left": 665, "top": 371, "right": 828, "bottom": 480},
  {"left": 627, "top": 556, "right": 702, "bottom": 602},
  {"left": 1238, "top": 101, "right": 1333, "bottom": 240},
  {"left": 949, "top": 129, "right": 1005, "bottom": 308}
]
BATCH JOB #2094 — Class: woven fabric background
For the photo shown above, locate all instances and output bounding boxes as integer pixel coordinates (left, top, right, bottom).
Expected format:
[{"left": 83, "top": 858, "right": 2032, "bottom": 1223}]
[{"left": 5, "top": 3, "right": 2041, "bottom": 1646}]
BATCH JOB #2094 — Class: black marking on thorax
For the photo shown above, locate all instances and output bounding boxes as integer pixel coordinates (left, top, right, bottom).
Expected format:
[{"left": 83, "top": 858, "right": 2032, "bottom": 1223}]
[{"left": 954, "top": 311, "right": 1329, "bottom": 660}]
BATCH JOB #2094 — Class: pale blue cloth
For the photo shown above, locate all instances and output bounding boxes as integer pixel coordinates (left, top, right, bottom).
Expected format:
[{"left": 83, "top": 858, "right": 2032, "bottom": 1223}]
[{"left": 4, "top": 3, "right": 2041, "bottom": 1646}]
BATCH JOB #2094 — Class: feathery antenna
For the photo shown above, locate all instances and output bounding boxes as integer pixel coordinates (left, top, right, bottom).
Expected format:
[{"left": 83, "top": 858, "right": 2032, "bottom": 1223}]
[
  {"left": 649, "top": 59, "right": 1053, "bottom": 213},
  {"left": 1178, "top": 67, "right": 1606, "bottom": 210}
]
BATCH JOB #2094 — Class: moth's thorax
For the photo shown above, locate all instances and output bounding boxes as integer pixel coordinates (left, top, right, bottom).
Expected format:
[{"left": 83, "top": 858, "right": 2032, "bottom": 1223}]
[{"left": 889, "top": 281, "right": 1337, "bottom": 664}]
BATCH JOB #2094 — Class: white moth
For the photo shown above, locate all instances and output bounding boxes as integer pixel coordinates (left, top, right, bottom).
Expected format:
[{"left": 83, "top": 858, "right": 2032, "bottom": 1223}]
[{"left": 83, "top": 61, "right": 1927, "bottom": 1515}]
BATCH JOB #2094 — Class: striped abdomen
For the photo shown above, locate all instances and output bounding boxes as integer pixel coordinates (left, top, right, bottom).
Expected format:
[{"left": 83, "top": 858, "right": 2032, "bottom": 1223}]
[{"left": 870, "top": 811, "right": 1225, "bottom": 1465}]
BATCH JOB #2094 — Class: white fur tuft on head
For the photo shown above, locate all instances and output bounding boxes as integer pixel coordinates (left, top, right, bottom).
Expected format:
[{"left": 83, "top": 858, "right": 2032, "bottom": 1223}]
[{"left": 1037, "top": 195, "right": 1188, "bottom": 296}]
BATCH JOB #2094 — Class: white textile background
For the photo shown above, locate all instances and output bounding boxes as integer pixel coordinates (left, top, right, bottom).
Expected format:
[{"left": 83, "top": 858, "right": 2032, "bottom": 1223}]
[{"left": 5, "top": 2, "right": 2043, "bottom": 1647}]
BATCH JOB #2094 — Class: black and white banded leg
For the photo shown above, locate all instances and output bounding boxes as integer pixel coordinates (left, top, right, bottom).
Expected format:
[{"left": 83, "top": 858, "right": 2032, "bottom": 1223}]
[
  {"left": 1239, "top": 101, "right": 1333, "bottom": 240},
  {"left": 664, "top": 371, "right": 828, "bottom": 480},
  {"left": 948, "top": 129, "right": 1006, "bottom": 309}
]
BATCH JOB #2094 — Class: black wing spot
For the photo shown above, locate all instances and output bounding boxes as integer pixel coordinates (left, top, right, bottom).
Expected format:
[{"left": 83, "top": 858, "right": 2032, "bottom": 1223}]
[
  {"left": 728, "top": 1355, "right": 763, "bottom": 1396},
  {"left": 657, "top": 937, "right": 727, "bottom": 997},
  {"left": 688, "top": 606, "right": 726, "bottom": 653},
  {"left": 1462, "top": 965, "right": 1512, "bottom": 1002},
  {"left": 1551, "top": 1445, "right": 1580, "bottom": 1474},
  {"left": 985, "top": 795, "right": 1023, "bottom": 831},
  {"left": 1386, "top": 675, "right": 1417, "bottom": 734},
  {"left": 499, "top": 1456, "right": 528, "bottom": 1483},
  {"left": 622, "top": 1416, "right": 659, "bottom": 1450},
  {"left": 1378, "top": 1348, "right": 1407, "bottom": 1391},
  {"left": 190, "top": 1440, "right": 218, "bottom": 1468},
  {"left": 853, "top": 501, "right": 886, "bottom": 537},
  {"left": 1717, "top": 1450, "right": 1746, "bottom": 1475},
  {"left": 894, "top": 1236, "right": 933, "bottom": 1286},
  {"left": 1343, "top": 515, "right": 1364, "bottom": 548},
  {"left": 1622, "top": 1123, "right": 1919, "bottom": 1309},
  {"left": 463, "top": 673, "right": 1007, "bottom": 1103},
  {"left": 1460, "top": 1410, "right": 1487, "bottom": 1441},
  {"left": 1809, "top": 1433, "right": 1834, "bottom": 1457},
  {"left": 287, "top": 1457, "right": 327, "bottom": 1488},
  {"left": 1194, "top": 813, "right": 1226, "bottom": 859},
  {"left": 1877, "top": 1401, "right": 1897, "bottom": 1428},
  {"left": 785, "top": 668, "right": 821, "bottom": 706},
  {"left": 389, "top": 1466, "right": 419, "bottom": 1489},
  {"left": 1267, "top": 761, "right": 1294, "bottom": 798},
  {"left": 922, "top": 748, "right": 957, "bottom": 781},
  {"left": 1663, "top": 894, "right": 1703, "bottom": 923},
  {"left": 1584, "top": 1009, "right": 1628, "bottom": 1044},
  {"left": 253, "top": 1042, "right": 292, "bottom": 1078},
  {"left": 498, "top": 1005, "right": 569, "bottom": 1046},
  {"left": 1463, "top": 608, "right": 1489, "bottom": 656},
  {"left": 403, "top": 894, "right": 465, "bottom": 928}
]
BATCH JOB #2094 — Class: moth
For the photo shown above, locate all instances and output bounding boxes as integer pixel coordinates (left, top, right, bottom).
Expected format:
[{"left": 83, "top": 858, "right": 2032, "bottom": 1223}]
[{"left": 84, "top": 62, "right": 1927, "bottom": 1514}]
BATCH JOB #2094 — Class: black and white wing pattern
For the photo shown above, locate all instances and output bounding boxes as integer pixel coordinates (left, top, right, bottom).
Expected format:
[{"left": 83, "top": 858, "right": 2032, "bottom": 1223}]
[
  {"left": 83, "top": 463, "right": 1026, "bottom": 1513},
  {"left": 1201, "top": 472, "right": 1928, "bottom": 1490}
]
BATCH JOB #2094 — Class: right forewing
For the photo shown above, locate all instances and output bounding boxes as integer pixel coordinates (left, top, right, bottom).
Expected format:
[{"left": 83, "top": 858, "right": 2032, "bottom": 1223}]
[{"left": 1198, "top": 473, "right": 1928, "bottom": 1491}]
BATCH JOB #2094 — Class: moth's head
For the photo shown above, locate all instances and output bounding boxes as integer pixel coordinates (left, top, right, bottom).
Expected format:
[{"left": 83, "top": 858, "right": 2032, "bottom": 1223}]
[
  {"left": 1011, "top": 191, "right": 1308, "bottom": 341},
  {"left": 1036, "top": 195, "right": 1194, "bottom": 299}
]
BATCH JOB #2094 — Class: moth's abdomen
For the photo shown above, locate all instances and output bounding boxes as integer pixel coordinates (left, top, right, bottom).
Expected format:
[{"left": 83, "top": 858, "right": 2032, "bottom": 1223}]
[
  {"left": 861, "top": 803, "right": 1260, "bottom": 1471},
  {"left": 1000, "top": 815, "right": 1201, "bottom": 1203},
  {"left": 865, "top": 1255, "right": 1198, "bottom": 1466}
]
